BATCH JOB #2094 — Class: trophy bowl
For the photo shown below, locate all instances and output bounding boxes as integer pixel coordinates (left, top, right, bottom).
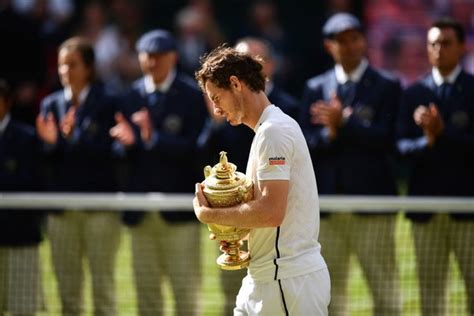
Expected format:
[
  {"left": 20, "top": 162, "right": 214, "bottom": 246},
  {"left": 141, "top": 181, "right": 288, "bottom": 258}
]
[{"left": 202, "top": 151, "right": 253, "bottom": 270}]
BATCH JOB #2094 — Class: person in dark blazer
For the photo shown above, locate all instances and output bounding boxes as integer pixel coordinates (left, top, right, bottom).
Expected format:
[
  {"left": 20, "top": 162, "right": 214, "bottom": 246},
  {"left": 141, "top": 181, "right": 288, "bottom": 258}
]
[
  {"left": 396, "top": 17, "right": 474, "bottom": 316},
  {"left": 110, "top": 29, "right": 208, "bottom": 316},
  {"left": 235, "top": 37, "right": 300, "bottom": 121},
  {"left": 0, "top": 79, "right": 45, "bottom": 316},
  {"left": 299, "top": 13, "right": 401, "bottom": 316},
  {"left": 36, "top": 37, "right": 121, "bottom": 316}
]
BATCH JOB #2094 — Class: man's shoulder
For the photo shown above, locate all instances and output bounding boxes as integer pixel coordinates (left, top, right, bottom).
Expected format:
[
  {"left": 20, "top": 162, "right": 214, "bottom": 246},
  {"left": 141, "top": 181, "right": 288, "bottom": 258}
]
[
  {"left": 41, "top": 90, "right": 63, "bottom": 107},
  {"left": 367, "top": 66, "right": 400, "bottom": 87},
  {"left": 173, "top": 73, "right": 202, "bottom": 93},
  {"left": 405, "top": 74, "right": 433, "bottom": 94},
  {"left": 8, "top": 119, "right": 35, "bottom": 138},
  {"left": 305, "top": 69, "right": 334, "bottom": 90},
  {"left": 259, "top": 108, "right": 297, "bottom": 136}
]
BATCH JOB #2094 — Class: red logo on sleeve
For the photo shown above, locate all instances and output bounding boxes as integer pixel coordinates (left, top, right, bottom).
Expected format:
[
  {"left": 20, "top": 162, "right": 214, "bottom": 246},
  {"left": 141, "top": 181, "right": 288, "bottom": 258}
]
[{"left": 269, "top": 156, "right": 286, "bottom": 165}]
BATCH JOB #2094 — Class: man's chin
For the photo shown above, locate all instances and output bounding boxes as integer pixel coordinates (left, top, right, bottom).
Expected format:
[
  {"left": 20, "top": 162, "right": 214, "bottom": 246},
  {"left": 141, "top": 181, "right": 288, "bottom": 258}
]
[{"left": 227, "top": 119, "right": 240, "bottom": 126}]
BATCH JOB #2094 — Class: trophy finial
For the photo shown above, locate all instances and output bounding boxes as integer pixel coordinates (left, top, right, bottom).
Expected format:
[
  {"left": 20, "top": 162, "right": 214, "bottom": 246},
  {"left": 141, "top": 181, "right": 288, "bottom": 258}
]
[{"left": 219, "top": 151, "right": 228, "bottom": 165}]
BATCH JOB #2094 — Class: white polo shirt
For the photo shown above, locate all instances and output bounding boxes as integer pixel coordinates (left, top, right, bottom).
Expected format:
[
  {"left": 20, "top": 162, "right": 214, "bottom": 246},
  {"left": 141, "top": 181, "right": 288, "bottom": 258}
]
[{"left": 245, "top": 104, "right": 327, "bottom": 283}]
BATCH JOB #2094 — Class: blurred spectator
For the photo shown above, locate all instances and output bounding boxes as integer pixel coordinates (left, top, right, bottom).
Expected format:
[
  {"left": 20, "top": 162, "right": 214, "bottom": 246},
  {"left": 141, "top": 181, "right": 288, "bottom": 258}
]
[
  {"left": 0, "top": 0, "right": 45, "bottom": 126},
  {"left": 235, "top": 37, "right": 300, "bottom": 120},
  {"left": 299, "top": 13, "right": 401, "bottom": 316},
  {"left": 450, "top": 0, "right": 474, "bottom": 73},
  {"left": 111, "top": 29, "right": 208, "bottom": 316},
  {"left": 382, "top": 29, "right": 429, "bottom": 87},
  {"left": 0, "top": 79, "right": 45, "bottom": 316},
  {"left": 36, "top": 37, "right": 121, "bottom": 316},
  {"left": 106, "top": 0, "right": 143, "bottom": 89},
  {"left": 174, "top": 0, "right": 225, "bottom": 76},
  {"left": 396, "top": 17, "right": 474, "bottom": 316},
  {"left": 76, "top": 0, "right": 141, "bottom": 91},
  {"left": 77, "top": 1, "right": 122, "bottom": 85},
  {"left": 235, "top": 0, "right": 292, "bottom": 90}
]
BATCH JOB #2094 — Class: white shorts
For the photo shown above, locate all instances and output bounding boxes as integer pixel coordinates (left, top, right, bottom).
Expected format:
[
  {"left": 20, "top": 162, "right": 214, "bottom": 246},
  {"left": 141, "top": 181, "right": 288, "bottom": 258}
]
[{"left": 234, "top": 268, "right": 331, "bottom": 315}]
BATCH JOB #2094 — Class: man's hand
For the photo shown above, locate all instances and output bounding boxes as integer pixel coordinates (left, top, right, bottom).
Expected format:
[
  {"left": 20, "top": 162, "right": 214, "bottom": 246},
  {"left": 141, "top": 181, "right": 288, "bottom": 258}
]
[
  {"left": 110, "top": 112, "right": 136, "bottom": 146},
  {"left": 193, "top": 182, "right": 210, "bottom": 224},
  {"left": 309, "top": 93, "right": 346, "bottom": 140},
  {"left": 60, "top": 106, "right": 76, "bottom": 138},
  {"left": 131, "top": 107, "right": 153, "bottom": 143},
  {"left": 36, "top": 112, "right": 58, "bottom": 145},
  {"left": 413, "top": 103, "right": 444, "bottom": 147}
]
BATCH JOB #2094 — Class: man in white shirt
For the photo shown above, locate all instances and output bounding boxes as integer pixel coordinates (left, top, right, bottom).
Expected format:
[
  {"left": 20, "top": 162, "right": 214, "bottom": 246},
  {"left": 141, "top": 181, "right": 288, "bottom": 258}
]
[{"left": 194, "top": 46, "right": 330, "bottom": 315}]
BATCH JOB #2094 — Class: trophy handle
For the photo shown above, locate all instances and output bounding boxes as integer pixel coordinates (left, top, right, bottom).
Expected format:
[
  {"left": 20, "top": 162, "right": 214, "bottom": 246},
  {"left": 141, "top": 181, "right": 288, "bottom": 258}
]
[
  {"left": 237, "top": 185, "right": 248, "bottom": 203},
  {"left": 204, "top": 165, "right": 212, "bottom": 178}
]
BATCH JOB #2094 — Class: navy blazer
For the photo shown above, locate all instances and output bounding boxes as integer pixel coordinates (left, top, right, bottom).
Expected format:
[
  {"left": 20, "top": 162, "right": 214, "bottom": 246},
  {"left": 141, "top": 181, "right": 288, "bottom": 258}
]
[
  {"left": 0, "top": 119, "right": 45, "bottom": 245},
  {"left": 300, "top": 66, "right": 400, "bottom": 201},
  {"left": 39, "top": 83, "right": 119, "bottom": 193},
  {"left": 268, "top": 86, "right": 300, "bottom": 120},
  {"left": 122, "top": 73, "right": 208, "bottom": 223},
  {"left": 396, "top": 71, "right": 474, "bottom": 221}
]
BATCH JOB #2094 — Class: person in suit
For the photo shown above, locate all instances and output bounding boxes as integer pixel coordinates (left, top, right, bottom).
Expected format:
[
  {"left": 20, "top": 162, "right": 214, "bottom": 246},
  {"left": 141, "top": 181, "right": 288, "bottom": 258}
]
[
  {"left": 299, "top": 13, "right": 402, "bottom": 316},
  {"left": 396, "top": 17, "right": 474, "bottom": 316},
  {"left": 36, "top": 37, "right": 121, "bottom": 316},
  {"left": 0, "top": 79, "right": 45, "bottom": 316},
  {"left": 110, "top": 29, "right": 208, "bottom": 316},
  {"left": 235, "top": 37, "right": 300, "bottom": 120}
]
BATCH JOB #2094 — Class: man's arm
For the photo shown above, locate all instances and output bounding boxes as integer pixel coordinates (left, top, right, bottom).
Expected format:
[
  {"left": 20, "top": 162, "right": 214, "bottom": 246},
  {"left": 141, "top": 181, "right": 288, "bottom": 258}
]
[{"left": 194, "top": 179, "right": 289, "bottom": 229}]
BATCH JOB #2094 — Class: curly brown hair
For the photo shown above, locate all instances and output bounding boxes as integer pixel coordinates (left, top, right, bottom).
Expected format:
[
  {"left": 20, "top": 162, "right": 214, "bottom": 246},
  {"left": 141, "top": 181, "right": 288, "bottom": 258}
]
[{"left": 195, "top": 45, "right": 266, "bottom": 93}]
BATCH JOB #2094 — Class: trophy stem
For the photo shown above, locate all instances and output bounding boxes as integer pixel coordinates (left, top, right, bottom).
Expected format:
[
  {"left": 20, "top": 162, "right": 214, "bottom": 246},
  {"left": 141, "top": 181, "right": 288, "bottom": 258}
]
[{"left": 217, "top": 240, "right": 250, "bottom": 270}]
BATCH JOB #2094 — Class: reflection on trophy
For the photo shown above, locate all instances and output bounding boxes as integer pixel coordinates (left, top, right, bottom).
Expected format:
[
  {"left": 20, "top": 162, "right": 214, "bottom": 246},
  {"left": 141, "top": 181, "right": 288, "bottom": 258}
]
[{"left": 202, "top": 151, "right": 253, "bottom": 270}]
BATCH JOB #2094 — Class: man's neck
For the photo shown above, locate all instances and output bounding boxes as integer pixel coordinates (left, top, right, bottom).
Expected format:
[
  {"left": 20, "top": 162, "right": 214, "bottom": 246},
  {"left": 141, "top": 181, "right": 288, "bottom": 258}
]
[{"left": 244, "top": 91, "right": 271, "bottom": 130}]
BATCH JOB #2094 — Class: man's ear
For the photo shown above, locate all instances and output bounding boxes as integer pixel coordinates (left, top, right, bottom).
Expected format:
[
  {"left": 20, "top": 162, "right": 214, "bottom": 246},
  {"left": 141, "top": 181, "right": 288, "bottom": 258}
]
[
  {"left": 323, "top": 39, "right": 333, "bottom": 55},
  {"left": 229, "top": 75, "right": 242, "bottom": 91}
]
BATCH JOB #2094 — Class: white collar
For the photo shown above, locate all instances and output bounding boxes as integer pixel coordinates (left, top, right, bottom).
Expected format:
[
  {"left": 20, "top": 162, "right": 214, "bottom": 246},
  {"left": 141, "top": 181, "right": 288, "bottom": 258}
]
[
  {"left": 64, "top": 85, "right": 91, "bottom": 105},
  {"left": 254, "top": 104, "right": 276, "bottom": 133},
  {"left": 432, "top": 65, "right": 462, "bottom": 86},
  {"left": 0, "top": 114, "right": 11, "bottom": 134},
  {"left": 335, "top": 58, "right": 368, "bottom": 84},
  {"left": 144, "top": 69, "right": 176, "bottom": 94}
]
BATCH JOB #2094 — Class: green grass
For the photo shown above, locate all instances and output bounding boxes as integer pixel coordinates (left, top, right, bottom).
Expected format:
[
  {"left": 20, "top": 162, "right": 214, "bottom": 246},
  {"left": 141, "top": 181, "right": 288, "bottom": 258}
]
[{"left": 39, "top": 215, "right": 468, "bottom": 315}]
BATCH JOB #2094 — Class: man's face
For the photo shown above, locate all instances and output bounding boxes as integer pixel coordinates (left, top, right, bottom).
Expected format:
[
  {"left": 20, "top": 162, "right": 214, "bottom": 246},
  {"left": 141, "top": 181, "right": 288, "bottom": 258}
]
[
  {"left": 58, "top": 49, "right": 91, "bottom": 89},
  {"left": 325, "top": 29, "right": 366, "bottom": 70},
  {"left": 138, "top": 51, "right": 177, "bottom": 84},
  {"left": 427, "top": 27, "right": 464, "bottom": 73},
  {"left": 205, "top": 80, "right": 244, "bottom": 126}
]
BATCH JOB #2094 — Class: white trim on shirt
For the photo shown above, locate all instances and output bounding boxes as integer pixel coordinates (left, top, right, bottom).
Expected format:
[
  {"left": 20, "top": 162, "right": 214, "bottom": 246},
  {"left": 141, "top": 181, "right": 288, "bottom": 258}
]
[
  {"left": 335, "top": 58, "right": 368, "bottom": 84},
  {"left": 432, "top": 64, "right": 462, "bottom": 86},
  {"left": 0, "top": 114, "right": 11, "bottom": 134}
]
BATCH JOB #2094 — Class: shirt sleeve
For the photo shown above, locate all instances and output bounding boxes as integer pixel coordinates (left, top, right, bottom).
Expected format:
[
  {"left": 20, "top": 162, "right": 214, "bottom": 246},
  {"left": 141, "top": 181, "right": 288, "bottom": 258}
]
[{"left": 255, "top": 124, "right": 292, "bottom": 181}]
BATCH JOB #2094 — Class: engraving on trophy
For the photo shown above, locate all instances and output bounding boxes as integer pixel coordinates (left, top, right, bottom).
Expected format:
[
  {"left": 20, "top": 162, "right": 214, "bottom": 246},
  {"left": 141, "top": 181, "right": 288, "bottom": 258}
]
[{"left": 202, "top": 151, "right": 253, "bottom": 270}]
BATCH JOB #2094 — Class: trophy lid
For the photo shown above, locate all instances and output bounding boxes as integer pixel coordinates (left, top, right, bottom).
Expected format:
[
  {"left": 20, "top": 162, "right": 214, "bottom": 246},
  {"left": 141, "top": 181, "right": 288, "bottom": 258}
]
[{"left": 204, "top": 151, "right": 247, "bottom": 190}]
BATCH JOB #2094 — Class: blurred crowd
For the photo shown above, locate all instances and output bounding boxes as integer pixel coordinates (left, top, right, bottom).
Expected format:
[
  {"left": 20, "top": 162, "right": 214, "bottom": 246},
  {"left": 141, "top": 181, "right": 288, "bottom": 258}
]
[{"left": 1, "top": 0, "right": 474, "bottom": 315}]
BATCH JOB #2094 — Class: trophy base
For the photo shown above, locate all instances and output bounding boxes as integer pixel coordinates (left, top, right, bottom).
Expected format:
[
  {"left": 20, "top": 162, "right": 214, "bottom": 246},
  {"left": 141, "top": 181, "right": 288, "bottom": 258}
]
[{"left": 217, "top": 251, "right": 251, "bottom": 270}]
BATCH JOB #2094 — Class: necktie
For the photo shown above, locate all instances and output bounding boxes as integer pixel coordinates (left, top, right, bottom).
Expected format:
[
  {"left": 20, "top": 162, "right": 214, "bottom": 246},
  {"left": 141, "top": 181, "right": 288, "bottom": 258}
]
[
  {"left": 148, "top": 90, "right": 164, "bottom": 106},
  {"left": 438, "top": 82, "right": 452, "bottom": 104},
  {"left": 338, "top": 80, "right": 356, "bottom": 105}
]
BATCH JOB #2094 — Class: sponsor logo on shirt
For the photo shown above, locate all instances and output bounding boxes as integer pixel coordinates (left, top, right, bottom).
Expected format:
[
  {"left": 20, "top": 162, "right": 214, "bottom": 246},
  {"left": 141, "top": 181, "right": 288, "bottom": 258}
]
[{"left": 269, "top": 156, "right": 286, "bottom": 165}]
